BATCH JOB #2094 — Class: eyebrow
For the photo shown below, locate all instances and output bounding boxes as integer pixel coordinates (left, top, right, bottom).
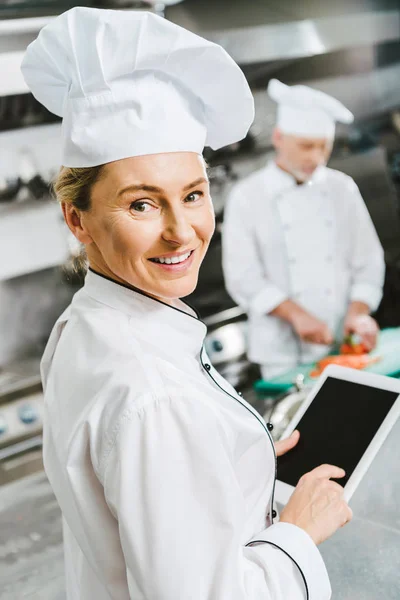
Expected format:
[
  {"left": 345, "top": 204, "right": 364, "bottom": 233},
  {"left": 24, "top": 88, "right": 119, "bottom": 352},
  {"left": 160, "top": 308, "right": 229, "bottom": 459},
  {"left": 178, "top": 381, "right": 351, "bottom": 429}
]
[{"left": 118, "top": 177, "right": 209, "bottom": 197}]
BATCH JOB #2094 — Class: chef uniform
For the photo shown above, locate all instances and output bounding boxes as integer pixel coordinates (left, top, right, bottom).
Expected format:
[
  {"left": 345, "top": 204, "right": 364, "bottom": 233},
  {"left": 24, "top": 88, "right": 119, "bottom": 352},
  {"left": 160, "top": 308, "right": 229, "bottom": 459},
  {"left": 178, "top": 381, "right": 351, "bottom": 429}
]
[
  {"left": 223, "top": 79, "right": 385, "bottom": 379},
  {"left": 22, "top": 10, "right": 331, "bottom": 599}
]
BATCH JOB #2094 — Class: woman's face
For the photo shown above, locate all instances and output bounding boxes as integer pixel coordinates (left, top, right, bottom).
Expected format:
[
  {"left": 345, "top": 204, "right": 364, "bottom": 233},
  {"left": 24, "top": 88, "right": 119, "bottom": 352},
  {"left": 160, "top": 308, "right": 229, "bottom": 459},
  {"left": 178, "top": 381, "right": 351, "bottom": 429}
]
[{"left": 77, "top": 152, "right": 215, "bottom": 303}]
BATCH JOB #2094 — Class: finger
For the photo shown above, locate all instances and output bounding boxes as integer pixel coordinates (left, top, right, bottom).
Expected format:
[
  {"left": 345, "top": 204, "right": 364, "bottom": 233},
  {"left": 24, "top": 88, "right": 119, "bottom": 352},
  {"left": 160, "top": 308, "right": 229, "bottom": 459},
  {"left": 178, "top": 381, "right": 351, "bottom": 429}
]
[
  {"left": 308, "top": 334, "right": 330, "bottom": 345},
  {"left": 306, "top": 464, "right": 346, "bottom": 480},
  {"left": 346, "top": 505, "right": 353, "bottom": 523},
  {"left": 359, "top": 331, "right": 376, "bottom": 351},
  {"left": 326, "top": 327, "right": 334, "bottom": 344},
  {"left": 321, "top": 332, "right": 333, "bottom": 345},
  {"left": 362, "top": 337, "right": 374, "bottom": 352},
  {"left": 341, "top": 505, "right": 353, "bottom": 527},
  {"left": 275, "top": 430, "right": 300, "bottom": 457},
  {"left": 302, "top": 332, "right": 313, "bottom": 343}
]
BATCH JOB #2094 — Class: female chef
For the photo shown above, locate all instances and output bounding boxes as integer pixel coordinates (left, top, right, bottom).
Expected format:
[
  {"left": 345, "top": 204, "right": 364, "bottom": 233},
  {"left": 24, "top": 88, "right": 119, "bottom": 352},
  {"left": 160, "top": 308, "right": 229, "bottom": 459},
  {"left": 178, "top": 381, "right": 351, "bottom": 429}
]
[{"left": 22, "top": 7, "right": 351, "bottom": 600}]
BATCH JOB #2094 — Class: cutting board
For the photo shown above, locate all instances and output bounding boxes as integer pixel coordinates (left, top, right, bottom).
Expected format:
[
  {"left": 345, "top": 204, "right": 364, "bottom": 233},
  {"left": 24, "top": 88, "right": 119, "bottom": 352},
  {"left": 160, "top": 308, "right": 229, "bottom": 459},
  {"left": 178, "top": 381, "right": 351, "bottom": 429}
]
[{"left": 254, "top": 328, "right": 400, "bottom": 397}]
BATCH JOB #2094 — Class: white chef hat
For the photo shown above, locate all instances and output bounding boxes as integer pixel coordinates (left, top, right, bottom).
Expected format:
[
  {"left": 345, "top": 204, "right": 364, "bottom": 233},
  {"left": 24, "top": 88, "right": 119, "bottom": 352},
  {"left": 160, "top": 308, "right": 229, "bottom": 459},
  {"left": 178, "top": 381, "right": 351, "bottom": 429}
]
[
  {"left": 267, "top": 78, "right": 353, "bottom": 139},
  {"left": 21, "top": 7, "right": 254, "bottom": 167}
]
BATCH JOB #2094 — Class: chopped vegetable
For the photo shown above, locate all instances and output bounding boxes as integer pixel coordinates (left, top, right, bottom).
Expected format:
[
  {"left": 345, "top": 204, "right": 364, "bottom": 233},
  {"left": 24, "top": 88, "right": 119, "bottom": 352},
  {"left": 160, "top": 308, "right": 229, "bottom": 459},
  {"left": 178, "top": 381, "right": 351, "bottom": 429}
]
[
  {"left": 340, "top": 333, "right": 368, "bottom": 355},
  {"left": 310, "top": 354, "right": 381, "bottom": 378}
]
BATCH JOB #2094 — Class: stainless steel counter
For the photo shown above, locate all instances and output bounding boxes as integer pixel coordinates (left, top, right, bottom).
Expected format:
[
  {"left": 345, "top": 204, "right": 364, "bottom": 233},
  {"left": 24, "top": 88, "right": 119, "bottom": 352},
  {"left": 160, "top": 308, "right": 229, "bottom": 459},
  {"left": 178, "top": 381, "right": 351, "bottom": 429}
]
[
  {"left": 0, "top": 472, "right": 64, "bottom": 600},
  {"left": 1, "top": 416, "right": 399, "bottom": 599}
]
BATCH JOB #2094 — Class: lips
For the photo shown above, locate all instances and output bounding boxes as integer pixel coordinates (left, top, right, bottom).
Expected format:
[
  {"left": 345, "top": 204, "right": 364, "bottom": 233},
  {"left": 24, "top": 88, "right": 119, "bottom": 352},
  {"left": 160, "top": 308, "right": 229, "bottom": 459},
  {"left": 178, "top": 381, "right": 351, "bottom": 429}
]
[{"left": 149, "top": 250, "right": 193, "bottom": 265}]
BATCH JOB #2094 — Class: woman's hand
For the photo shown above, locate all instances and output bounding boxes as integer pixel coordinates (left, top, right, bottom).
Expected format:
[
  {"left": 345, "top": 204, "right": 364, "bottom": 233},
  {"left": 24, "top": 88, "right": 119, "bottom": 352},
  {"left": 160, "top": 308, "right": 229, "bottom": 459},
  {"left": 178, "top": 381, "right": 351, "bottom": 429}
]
[
  {"left": 279, "top": 464, "right": 353, "bottom": 545},
  {"left": 274, "top": 429, "right": 300, "bottom": 457}
]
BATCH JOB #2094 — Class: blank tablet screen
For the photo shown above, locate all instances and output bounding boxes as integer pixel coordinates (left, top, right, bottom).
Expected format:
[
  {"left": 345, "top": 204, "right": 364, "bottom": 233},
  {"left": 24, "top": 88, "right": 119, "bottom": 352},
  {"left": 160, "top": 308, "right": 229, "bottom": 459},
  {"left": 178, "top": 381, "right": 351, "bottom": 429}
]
[{"left": 277, "top": 377, "right": 398, "bottom": 487}]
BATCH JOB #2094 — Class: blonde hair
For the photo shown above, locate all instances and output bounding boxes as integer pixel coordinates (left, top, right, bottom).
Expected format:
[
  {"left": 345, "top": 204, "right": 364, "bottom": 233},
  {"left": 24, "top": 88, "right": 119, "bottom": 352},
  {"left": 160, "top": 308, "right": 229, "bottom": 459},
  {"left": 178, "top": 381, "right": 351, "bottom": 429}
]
[
  {"left": 53, "top": 165, "right": 104, "bottom": 210},
  {"left": 53, "top": 165, "right": 104, "bottom": 277}
]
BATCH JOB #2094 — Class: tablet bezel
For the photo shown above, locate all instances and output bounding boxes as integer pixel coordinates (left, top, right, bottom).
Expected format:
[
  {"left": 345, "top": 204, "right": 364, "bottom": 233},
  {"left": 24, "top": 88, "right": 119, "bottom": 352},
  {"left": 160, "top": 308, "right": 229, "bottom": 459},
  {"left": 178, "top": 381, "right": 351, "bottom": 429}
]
[{"left": 275, "top": 365, "right": 400, "bottom": 504}]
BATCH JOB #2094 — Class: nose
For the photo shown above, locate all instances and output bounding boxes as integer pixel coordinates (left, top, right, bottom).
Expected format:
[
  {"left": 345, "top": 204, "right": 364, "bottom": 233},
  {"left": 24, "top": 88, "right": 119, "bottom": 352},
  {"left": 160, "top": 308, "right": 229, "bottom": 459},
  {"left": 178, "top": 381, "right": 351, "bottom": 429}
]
[{"left": 161, "top": 205, "right": 195, "bottom": 247}]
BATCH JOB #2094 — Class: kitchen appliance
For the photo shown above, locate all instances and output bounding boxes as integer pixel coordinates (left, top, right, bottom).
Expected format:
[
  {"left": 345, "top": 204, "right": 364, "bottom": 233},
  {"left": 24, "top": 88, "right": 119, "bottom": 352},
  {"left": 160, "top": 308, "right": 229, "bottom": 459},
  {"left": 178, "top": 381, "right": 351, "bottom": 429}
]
[
  {"left": 266, "top": 378, "right": 311, "bottom": 441},
  {"left": 0, "top": 357, "right": 43, "bottom": 486},
  {"left": 203, "top": 307, "right": 254, "bottom": 390}
]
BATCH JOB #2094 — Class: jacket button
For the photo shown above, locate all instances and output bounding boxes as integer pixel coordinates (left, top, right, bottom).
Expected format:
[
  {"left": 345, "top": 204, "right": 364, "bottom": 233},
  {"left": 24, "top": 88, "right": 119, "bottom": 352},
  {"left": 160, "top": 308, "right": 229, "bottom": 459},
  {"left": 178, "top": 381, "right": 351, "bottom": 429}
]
[
  {"left": 267, "top": 422, "right": 274, "bottom": 431},
  {"left": 272, "top": 510, "right": 277, "bottom": 519},
  {"left": 238, "top": 391, "right": 242, "bottom": 396},
  {"left": 204, "top": 363, "right": 211, "bottom": 371}
]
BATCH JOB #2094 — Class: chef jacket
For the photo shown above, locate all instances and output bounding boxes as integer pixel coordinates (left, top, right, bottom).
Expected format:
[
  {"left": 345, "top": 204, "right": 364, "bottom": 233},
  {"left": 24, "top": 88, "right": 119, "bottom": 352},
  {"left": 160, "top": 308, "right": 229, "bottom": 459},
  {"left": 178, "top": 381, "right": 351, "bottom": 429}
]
[
  {"left": 222, "top": 161, "right": 385, "bottom": 378},
  {"left": 40, "top": 269, "right": 331, "bottom": 599}
]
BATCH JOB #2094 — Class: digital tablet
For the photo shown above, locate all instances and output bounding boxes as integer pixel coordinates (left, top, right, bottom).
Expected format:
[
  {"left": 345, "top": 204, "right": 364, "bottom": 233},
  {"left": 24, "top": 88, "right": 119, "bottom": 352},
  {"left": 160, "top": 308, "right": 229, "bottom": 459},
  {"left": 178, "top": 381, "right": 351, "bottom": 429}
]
[{"left": 275, "top": 365, "right": 400, "bottom": 504}]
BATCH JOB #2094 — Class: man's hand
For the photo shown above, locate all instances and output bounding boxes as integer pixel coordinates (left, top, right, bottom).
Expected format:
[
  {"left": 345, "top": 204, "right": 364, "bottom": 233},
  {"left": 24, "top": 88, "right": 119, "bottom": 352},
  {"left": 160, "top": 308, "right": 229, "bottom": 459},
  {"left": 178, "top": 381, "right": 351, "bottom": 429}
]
[
  {"left": 291, "top": 309, "right": 334, "bottom": 345},
  {"left": 344, "top": 302, "right": 379, "bottom": 352},
  {"left": 275, "top": 430, "right": 300, "bottom": 457},
  {"left": 271, "top": 300, "right": 334, "bottom": 345}
]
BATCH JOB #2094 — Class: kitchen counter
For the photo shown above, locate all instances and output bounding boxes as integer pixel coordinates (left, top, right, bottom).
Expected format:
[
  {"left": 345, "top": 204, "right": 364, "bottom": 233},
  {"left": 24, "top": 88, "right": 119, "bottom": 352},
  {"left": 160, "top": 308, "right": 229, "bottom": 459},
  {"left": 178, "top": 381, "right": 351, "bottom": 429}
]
[
  {"left": 0, "top": 472, "right": 64, "bottom": 600},
  {"left": 1, "top": 415, "right": 399, "bottom": 599}
]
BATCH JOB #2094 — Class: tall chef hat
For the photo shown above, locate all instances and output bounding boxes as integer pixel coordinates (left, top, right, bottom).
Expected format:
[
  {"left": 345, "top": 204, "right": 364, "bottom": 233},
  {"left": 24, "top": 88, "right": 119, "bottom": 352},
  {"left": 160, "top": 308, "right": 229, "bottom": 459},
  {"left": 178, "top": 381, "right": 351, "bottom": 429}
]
[
  {"left": 21, "top": 7, "right": 254, "bottom": 167},
  {"left": 267, "top": 78, "right": 353, "bottom": 139}
]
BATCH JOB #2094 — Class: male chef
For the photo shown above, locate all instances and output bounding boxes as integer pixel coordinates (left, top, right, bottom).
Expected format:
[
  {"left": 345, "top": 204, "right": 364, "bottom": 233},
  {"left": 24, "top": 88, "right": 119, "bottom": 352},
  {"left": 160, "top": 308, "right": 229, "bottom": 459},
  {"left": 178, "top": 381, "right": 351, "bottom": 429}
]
[{"left": 222, "top": 79, "right": 385, "bottom": 379}]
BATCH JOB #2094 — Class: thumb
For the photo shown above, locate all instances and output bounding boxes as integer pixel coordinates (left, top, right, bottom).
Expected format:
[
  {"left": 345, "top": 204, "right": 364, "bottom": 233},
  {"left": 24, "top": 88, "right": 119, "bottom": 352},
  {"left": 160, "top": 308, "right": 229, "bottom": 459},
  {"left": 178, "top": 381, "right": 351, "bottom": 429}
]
[{"left": 275, "top": 430, "right": 300, "bottom": 457}]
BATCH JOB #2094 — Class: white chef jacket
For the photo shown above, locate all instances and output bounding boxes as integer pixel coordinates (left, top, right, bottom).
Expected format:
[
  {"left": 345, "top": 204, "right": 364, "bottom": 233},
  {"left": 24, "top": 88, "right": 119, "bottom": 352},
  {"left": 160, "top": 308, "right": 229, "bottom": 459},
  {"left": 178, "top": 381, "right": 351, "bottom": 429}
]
[
  {"left": 222, "top": 161, "right": 385, "bottom": 378},
  {"left": 41, "top": 269, "right": 331, "bottom": 599}
]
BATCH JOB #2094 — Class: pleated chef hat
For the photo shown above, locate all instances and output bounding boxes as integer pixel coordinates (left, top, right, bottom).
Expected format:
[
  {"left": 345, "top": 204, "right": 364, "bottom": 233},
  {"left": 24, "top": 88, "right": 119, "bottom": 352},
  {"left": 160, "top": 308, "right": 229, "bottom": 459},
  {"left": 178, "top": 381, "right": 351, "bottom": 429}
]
[
  {"left": 267, "top": 78, "right": 353, "bottom": 139},
  {"left": 21, "top": 7, "right": 254, "bottom": 167}
]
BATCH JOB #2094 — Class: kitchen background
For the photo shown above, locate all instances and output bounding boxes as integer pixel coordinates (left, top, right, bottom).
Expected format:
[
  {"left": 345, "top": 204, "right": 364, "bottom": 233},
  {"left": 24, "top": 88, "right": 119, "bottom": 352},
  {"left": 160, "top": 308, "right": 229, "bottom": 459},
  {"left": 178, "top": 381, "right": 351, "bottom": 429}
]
[{"left": 0, "top": 1, "right": 400, "bottom": 598}]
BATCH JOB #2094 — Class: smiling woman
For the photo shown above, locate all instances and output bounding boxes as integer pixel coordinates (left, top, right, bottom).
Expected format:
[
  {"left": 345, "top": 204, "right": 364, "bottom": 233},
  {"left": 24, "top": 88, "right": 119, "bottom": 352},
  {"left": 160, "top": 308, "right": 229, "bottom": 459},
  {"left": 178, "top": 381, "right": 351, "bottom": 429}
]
[
  {"left": 20, "top": 6, "right": 345, "bottom": 600},
  {"left": 56, "top": 154, "right": 215, "bottom": 304}
]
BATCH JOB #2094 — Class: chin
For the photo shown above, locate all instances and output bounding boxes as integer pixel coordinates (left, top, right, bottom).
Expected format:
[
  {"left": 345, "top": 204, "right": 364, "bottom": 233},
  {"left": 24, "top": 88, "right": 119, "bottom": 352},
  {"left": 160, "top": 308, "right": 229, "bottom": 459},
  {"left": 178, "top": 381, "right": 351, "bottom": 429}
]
[
  {"left": 158, "top": 276, "right": 199, "bottom": 302},
  {"left": 298, "top": 170, "right": 313, "bottom": 181}
]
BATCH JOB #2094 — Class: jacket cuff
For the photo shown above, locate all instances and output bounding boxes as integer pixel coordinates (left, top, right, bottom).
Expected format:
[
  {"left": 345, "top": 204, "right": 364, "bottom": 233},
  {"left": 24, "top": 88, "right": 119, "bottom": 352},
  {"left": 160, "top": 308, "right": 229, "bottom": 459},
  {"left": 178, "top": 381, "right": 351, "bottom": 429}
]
[
  {"left": 247, "top": 522, "right": 331, "bottom": 600},
  {"left": 350, "top": 283, "right": 383, "bottom": 312},
  {"left": 250, "top": 286, "right": 288, "bottom": 316}
]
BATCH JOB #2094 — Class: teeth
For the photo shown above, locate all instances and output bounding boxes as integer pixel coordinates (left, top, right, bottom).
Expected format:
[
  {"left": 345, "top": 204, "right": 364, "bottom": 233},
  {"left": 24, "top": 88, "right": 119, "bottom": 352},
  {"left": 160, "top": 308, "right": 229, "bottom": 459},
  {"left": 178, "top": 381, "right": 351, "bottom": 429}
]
[{"left": 152, "top": 251, "right": 191, "bottom": 264}]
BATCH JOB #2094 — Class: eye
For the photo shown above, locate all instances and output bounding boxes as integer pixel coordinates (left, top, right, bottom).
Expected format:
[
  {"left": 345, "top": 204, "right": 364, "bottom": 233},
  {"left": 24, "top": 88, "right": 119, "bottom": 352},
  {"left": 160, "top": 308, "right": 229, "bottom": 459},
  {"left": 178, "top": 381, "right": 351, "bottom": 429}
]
[
  {"left": 130, "top": 200, "right": 155, "bottom": 213},
  {"left": 185, "top": 191, "right": 203, "bottom": 203}
]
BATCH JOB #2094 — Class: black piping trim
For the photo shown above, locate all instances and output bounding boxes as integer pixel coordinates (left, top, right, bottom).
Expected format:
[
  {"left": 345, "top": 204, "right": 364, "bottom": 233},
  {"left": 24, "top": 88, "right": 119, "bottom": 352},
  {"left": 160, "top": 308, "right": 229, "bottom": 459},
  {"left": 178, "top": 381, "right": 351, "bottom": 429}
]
[
  {"left": 89, "top": 271, "right": 279, "bottom": 534},
  {"left": 88, "top": 267, "right": 204, "bottom": 323},
  {"left": 200, "top": 353, "right": 278, "bottom": 524},
  {"left": 246, "top": 540, "right": 309, "bottom": 600}
]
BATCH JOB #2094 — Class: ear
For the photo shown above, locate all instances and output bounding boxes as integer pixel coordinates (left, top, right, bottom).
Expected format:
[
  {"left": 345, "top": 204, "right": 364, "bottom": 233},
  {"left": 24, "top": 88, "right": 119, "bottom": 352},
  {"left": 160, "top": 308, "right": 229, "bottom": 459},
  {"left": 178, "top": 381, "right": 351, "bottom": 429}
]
[
  {"left": 272, "top": 127, "right": 283, "bottom": 149},
  {"left": 61, "top": 202, "right": 93, "bottom": 245}
]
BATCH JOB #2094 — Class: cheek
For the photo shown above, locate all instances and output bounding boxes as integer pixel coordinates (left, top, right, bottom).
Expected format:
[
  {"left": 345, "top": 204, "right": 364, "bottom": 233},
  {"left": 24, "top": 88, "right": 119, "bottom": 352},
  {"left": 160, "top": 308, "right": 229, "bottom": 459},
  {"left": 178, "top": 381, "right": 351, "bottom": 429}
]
[
  {"left": 103, "top": 216, "right": 157, "bottom": 260},
  {"left": 197, "top": 205, "right": 215, "bottom": 243},
  {"left": 290, "top": 152, "right": 299, "bottom": 166}
]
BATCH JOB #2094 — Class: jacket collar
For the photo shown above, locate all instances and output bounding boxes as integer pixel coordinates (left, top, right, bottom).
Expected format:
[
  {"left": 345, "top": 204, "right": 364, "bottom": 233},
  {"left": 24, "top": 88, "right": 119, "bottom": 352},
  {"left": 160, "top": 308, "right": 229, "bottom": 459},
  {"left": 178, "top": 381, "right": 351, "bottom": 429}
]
[
  {"left": 83, "top": 269, "right": 207, "bottom": 358},
  {"left": 265, "top": 161, "right": 327, "bottom": 198}
]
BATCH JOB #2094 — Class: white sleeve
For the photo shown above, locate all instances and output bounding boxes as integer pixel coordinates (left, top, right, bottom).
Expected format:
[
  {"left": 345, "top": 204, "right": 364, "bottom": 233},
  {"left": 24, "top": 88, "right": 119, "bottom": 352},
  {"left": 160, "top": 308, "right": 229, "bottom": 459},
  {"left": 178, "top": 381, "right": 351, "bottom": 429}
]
[
  {"left": 222, "top": 186, "right": 288, "bottom": 315},
  {"left": 103, "top": 393, "right": 331, "bottom": 600},
  {"left": 347, "top": 181, "right": 385, "bottom": 311}
]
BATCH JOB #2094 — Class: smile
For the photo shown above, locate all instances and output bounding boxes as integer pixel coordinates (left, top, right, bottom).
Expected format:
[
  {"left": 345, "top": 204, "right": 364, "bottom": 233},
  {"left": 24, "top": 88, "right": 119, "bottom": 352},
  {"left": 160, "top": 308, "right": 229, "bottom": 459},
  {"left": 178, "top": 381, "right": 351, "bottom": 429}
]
[{"left": 149, "top": 250, "right": 193, "bottom": 265}]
